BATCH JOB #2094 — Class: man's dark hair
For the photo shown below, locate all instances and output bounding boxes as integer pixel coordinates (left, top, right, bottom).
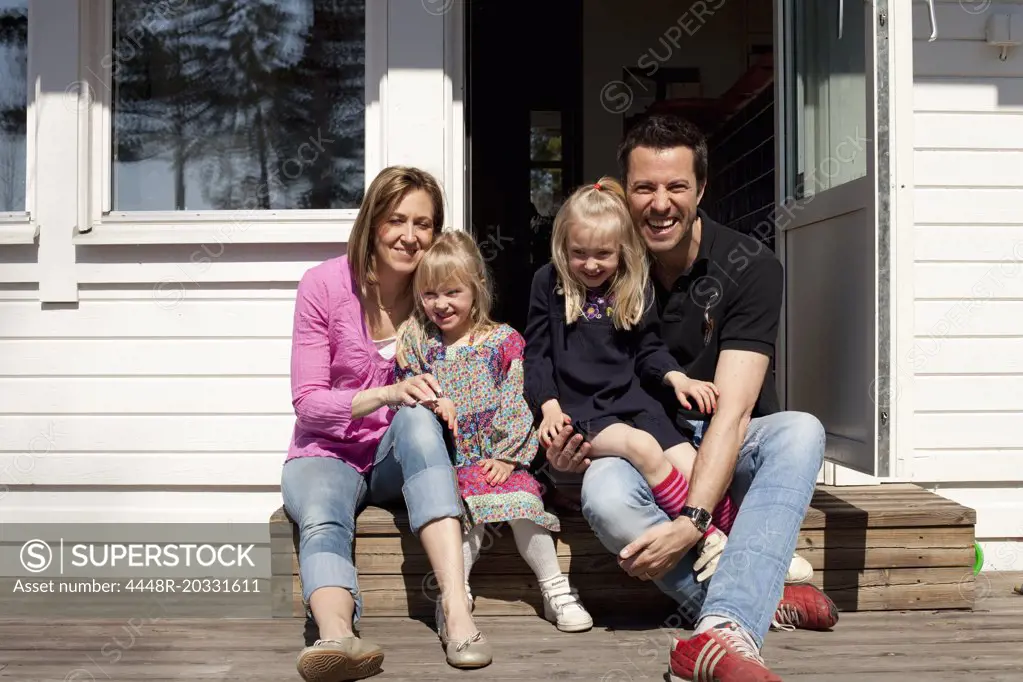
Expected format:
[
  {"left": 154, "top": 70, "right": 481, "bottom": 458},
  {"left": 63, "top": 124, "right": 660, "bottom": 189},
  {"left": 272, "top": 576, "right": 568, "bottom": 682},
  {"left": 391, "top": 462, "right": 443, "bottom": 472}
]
[{"left": 616, "top": 113, "right": 709, "bottom": 190}]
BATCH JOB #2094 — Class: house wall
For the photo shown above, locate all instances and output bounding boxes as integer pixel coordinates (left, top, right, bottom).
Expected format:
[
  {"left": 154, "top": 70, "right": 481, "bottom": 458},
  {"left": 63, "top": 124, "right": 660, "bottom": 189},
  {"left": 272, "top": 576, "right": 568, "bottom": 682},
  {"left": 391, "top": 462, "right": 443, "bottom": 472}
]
[
  {"left": 908, "top": 0, "right": 1023, "bottom": 568},
  {"left": 0, "top": 0, "right": 461, "bottom": 524}
]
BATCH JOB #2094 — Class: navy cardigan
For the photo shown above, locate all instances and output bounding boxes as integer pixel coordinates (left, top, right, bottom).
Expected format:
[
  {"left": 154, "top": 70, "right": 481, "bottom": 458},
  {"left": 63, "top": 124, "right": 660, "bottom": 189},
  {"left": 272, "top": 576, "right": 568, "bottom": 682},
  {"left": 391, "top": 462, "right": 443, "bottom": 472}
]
[{"left": 522, "top": 263, "right": 682, "bottom": 427}]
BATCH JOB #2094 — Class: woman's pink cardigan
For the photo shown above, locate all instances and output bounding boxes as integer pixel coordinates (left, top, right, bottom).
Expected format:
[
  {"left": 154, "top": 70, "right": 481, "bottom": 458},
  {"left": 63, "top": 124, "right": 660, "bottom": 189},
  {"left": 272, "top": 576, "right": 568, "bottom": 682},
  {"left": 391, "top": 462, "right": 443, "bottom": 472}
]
[{"left": 285, "top": 255, "right": 396, "bottom": 473}]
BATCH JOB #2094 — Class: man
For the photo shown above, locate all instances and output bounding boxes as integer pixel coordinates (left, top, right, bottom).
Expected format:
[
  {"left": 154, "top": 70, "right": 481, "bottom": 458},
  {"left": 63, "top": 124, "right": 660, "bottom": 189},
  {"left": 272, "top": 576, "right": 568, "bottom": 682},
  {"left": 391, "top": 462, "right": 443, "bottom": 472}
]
[{"left": 543, "top": 113, "right": 837, "bottom": 682}]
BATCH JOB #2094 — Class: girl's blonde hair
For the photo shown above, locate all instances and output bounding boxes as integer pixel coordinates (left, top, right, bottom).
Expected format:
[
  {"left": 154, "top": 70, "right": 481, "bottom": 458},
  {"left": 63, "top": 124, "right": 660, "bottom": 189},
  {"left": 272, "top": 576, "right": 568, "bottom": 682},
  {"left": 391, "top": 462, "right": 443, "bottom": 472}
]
[
  {"left": 395, "top": 230, "right": 497, "bottom": 368},
  {"left": 348, "top": 166, "right": 446, "bottom": 300},
  {"left": 550, "top": 176, "right": 650, "bottom": 329}
]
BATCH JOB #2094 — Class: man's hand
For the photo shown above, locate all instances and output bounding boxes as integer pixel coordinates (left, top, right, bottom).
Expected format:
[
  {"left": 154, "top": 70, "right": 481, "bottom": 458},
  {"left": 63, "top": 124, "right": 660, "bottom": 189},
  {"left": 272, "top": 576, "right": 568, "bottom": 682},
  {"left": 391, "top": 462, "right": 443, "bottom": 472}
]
[
  {"left": 479, "top": 459, "right": 514, "bottom": 486},
  {"left": 618, "top": 518, "right": 703, "bottom": 581},
  {"left": 545, "top": 422, "right": 591, "bottom": 474}
]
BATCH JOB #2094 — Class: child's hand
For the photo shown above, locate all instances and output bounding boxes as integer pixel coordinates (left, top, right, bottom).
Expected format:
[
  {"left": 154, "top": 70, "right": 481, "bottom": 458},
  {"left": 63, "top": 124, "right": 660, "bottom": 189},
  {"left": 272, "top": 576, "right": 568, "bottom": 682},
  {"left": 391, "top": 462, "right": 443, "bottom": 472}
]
[
  {"left": 539, "top": 402, "right": 571, "bottom": 448},
  {"left": 479, "top": 459, "right": 514, "bottom": 486},
  {"left": 432, "top": 397, "right": 458, "bottom": 436},
  {"left": 666, "top": 372, "right": 719, "bottom": 414}
]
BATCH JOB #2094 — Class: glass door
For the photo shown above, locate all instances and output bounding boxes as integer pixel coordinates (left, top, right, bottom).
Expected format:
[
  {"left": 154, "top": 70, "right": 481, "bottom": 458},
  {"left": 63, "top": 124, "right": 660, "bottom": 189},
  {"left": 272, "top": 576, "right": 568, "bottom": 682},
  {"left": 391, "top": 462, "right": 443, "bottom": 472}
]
[{"left": 776, "top": 0, "right": 892, "bottom": 476}]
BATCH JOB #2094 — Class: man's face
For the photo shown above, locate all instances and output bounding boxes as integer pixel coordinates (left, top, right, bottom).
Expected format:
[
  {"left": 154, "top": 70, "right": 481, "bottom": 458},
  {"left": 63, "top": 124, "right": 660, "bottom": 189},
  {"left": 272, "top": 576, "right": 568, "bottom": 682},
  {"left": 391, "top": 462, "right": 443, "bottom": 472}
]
[{"left": 625, "top": 145, "right": 705, "bottom": 256}]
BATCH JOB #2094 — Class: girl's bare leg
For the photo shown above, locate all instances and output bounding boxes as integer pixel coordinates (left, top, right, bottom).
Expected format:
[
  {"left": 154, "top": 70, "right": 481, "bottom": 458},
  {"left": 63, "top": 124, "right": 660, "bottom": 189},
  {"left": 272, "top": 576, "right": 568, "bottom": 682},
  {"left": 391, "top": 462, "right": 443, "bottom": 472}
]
[
  {"left": 588, "top": 423, "right": 673, "bottom": 488},
  {"left": 663, "top": 442, "right": 698, "bottom": 481}
]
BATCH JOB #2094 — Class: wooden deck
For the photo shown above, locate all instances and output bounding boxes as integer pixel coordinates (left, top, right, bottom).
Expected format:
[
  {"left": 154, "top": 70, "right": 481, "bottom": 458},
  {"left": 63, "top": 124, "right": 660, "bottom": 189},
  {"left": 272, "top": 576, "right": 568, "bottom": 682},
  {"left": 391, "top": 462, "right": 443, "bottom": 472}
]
[
  {"left": 2, "top": 571, "right": 1021, "bottom": 681},
  {"left": 271, "top": 483, "right": 979, "bottom": 617}
]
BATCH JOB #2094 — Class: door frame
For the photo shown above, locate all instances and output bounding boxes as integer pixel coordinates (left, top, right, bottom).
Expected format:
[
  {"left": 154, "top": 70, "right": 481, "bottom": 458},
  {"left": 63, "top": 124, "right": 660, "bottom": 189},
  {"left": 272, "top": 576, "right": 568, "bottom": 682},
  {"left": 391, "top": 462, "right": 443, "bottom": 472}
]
[{"left": 772, "top": 0, "right": 895, "bottom": 480}]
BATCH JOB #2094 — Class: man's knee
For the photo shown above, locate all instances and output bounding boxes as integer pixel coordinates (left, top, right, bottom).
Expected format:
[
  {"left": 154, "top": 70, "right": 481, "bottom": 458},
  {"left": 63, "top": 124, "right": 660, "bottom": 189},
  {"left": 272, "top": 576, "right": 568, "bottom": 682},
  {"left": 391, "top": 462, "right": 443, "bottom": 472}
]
[
  {"left": 580, "top": 458, "right": 660, "bottom": 548},
  {"left": 775, "top": 411, "right": 826, "bottom": 470}
]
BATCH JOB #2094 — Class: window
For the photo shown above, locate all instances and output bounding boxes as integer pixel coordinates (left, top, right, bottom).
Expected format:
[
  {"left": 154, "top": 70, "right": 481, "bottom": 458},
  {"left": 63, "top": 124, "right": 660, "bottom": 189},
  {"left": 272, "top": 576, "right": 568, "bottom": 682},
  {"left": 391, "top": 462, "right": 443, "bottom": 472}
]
[
  {"left": 109, "top": 0, "right": 366, "bottom": 212},
  {"left": 0, "top": 0, "right": 27, "bottom": 214},
  {"left": 791, "top": 1, "right": 867, "bottom": 199},
  {"left": 529, "top": 110, "right": 564, "bottom": 218}
]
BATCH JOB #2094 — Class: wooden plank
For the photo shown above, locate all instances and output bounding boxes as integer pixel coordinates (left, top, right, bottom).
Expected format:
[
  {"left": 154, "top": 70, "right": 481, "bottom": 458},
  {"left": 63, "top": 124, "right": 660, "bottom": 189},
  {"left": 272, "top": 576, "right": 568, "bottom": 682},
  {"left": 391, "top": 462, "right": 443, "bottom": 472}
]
[
  {"left": 0, "top": 415, "right": 295, "bottom": 453},
  {"left": 0, "top": 299, "right": 294, "bottom": 338},
  {"left": 914, "top": 226, "right": 1023, "bottom": 262},
  {"left": 269, "top": 485, "right": 978, "bottom": 536},
  {"left": 915, "top": 112, "right": 1023, "bottom": 151},
  {"left": 915, "top": 376, "right": 1023, "bottom": 411},
  {"left": 277, "top": 567, "right": 976, "bottom": 618},
  {"left": 0, "top": 339, "right": 291, "bottom": 377},
  {"left": 915, "top": 150, "right": 1023, "bottom": 189},
  {"left": 0, "top": 377, "right": 291, "bottom": 414},
  {"left": 915, "top": 413, "right": 1023, "bottom": 449},
  {"left": 914, "top": 187, "right": 1023, "bottom": 225},
  {"left": 914, "top": 264, "right": 1023, "bottom": 301},
  {"left": 271, "top": 526, "right": 975, "bottom": 575},
  {"left": 2, "top": 574, "right": 1022, "bottom": 681}
]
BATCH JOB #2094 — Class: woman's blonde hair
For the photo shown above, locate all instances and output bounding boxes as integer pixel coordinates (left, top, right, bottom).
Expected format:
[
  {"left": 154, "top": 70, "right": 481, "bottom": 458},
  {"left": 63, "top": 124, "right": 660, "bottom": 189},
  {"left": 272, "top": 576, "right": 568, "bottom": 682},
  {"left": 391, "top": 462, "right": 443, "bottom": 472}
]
[
  {"left": 348, "top": 166, "right": 446, "bottom": 300},
  {"left": 550, "top": 176, "right": 650, "bottom": 329},
  {"left": 395, "top": 230, "right": 498, "bottom": 368}
]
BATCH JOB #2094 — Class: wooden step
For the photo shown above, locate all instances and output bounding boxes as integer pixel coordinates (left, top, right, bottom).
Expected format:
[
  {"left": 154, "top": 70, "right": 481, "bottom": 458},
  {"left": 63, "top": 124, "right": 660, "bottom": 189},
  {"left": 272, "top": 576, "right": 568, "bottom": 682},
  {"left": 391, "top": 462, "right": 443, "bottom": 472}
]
[{"left": 270, "top": 483, "right": 978, "bottom": 619}]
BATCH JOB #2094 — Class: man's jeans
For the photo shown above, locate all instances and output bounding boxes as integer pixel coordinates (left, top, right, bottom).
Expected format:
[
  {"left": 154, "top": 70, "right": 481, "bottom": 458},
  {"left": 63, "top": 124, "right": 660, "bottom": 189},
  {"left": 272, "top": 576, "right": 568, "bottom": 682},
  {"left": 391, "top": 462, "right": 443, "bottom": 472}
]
[
  {"left": 580, "top": 411, "right": 825, "bottom": 648},
  {"left": 281, "top": 405, "right": 464, "bottom": 624}
]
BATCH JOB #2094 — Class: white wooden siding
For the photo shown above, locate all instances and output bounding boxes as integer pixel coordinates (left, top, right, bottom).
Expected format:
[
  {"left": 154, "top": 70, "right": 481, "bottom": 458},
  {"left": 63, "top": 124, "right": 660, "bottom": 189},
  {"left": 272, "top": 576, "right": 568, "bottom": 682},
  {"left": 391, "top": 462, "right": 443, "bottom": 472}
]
[
  {"left": 0, "top": 0, "right": 462, "bottom": 525},
  {"left": 909, "top": 0, "right": 1023, "bottom": 558}
]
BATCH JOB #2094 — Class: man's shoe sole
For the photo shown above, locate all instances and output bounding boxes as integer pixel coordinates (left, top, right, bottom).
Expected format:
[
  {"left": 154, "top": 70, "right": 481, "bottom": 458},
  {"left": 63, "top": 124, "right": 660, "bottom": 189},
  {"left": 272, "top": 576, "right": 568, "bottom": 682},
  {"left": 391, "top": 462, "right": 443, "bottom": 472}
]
[{"left": 297, "top": 648, "right": 384, "bottom": 682}]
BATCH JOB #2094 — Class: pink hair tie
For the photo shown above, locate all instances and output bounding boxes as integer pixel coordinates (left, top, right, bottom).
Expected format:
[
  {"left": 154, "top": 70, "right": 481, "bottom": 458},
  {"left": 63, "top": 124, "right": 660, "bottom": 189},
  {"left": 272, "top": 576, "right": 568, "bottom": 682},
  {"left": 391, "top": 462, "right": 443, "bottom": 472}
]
[{"left": 594, "top": 182, "right": 602, "bottom": 190}]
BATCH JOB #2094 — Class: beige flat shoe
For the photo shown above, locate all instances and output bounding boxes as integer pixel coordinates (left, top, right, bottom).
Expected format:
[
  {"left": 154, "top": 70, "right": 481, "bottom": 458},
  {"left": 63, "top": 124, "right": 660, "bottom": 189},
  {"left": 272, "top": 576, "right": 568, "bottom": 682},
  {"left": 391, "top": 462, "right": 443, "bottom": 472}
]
[
  {"left": 295, "top": 637, "right": 384, "bottom": 682},
  {"left": 441, "top": 629, "right": 492, "bottom": 669}
]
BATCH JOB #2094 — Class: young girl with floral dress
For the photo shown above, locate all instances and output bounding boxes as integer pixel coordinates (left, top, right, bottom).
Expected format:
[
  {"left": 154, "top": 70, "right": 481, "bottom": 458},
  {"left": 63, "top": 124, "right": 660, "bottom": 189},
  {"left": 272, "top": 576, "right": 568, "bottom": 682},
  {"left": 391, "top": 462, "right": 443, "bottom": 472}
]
[{"left": 394, "top": 230, "right": 593, "bottom": 640}]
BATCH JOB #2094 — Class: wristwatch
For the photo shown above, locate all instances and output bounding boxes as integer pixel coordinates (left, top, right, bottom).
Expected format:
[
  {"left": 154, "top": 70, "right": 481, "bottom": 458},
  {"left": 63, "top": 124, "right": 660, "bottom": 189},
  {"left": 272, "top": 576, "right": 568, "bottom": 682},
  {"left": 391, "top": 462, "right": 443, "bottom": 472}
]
[{"left": 679, "top": 505, "right": 713, "bottom": 534}]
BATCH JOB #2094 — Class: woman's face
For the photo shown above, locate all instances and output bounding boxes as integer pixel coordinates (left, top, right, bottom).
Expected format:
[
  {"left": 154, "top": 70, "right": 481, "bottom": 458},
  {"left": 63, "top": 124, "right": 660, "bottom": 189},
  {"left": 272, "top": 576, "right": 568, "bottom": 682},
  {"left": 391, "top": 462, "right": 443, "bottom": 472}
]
[{"left": 374, "top": 189, "right": 437, "bottom": 278}]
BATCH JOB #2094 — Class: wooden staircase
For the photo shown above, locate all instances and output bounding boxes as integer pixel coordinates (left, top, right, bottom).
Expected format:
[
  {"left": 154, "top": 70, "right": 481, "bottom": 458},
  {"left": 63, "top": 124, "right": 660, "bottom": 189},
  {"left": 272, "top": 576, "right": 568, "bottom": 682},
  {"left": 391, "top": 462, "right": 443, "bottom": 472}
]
[{"left": 270, "top": 483, "right": 977, "bottom": 620}]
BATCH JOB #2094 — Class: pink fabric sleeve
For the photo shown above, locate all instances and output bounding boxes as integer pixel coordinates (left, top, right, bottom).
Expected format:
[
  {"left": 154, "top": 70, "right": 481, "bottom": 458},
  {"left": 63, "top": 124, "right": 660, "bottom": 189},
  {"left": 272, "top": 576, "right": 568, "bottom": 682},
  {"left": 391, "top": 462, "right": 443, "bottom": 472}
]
[{"left": 290, "top": 271, "right": 356, "bottom": 439}]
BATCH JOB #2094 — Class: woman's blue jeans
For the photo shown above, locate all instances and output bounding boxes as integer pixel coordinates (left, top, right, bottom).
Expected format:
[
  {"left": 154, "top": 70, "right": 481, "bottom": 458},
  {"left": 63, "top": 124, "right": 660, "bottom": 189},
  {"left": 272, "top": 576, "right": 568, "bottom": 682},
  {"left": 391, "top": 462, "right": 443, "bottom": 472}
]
[{"left": 281, "top": 405, "right": 463, "bottom": 624}]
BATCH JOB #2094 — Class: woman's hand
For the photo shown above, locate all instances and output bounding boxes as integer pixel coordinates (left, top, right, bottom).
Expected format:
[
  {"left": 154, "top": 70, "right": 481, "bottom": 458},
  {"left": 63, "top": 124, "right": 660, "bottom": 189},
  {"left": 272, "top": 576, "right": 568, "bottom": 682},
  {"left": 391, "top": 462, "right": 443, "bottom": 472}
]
[
  {"left": 480, "top": 459, "right": 514, "bottom": 486},
  {"left": 383, "top": 373, "right": 443, "bottom": 407},
  {"left": 665, "top": 371, "right": 719, "bottom": 414},
  {"left": 432, "top": 397, "right": 458, "bottom": 436}
]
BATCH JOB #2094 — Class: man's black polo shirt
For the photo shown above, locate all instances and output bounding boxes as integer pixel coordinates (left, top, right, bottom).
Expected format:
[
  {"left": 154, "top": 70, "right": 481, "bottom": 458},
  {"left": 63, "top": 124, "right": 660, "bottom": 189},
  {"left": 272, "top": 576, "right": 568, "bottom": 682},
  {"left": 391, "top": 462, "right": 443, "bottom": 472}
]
[{"left": 647, "top": 209, "right": 783, "bottom": 433}]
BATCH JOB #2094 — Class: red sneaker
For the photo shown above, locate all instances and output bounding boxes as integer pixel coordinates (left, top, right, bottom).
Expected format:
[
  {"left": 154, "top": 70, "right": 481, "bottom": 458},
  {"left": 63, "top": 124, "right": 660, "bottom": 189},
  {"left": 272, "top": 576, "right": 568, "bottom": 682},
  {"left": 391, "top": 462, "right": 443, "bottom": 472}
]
[
  {"left": 668, "top": 622, "right": 782, "bottom": 682},
  {"left": 772, "top": 584, "right": 838, "bottom": 631}
]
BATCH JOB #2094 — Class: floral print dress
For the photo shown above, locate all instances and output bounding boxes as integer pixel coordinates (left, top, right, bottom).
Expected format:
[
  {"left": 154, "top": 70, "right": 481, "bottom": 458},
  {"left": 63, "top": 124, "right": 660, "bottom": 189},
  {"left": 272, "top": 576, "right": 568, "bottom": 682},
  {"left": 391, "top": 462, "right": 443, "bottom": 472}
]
[{"left": 394, "top": 323, "right": 560, "bottom": 532}]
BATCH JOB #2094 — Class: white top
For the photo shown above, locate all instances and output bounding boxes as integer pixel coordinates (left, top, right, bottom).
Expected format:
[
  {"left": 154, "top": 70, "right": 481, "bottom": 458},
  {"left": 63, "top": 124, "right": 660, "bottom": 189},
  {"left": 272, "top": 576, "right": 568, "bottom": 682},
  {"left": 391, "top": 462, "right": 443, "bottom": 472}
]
[{"left": 373, "top": 335, "right": 397, "bottom": 360}]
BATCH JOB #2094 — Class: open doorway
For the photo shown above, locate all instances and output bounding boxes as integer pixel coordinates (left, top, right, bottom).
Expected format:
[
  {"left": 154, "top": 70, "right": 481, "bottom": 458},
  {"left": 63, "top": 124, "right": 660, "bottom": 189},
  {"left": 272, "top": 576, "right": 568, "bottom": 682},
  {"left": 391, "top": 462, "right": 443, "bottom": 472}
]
[{"left": 466, "top": 0, "right": 778, "bottom": 332}]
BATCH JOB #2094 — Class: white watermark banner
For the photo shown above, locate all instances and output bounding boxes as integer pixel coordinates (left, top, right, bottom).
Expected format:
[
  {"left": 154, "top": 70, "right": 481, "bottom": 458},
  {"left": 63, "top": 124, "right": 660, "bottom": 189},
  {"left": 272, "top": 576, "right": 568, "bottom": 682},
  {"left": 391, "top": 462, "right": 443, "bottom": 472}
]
[{"left": 0, "top": 524, "right": 271, "bottom": 617}]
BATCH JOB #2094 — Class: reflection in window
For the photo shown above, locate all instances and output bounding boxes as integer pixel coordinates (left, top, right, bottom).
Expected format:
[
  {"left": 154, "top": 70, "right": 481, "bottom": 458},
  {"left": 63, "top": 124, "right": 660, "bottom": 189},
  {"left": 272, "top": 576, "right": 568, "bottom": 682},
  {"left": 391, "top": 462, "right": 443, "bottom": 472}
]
[
  {"left": 529, "top": 111, "right": 564, "bottom": 217},
  {"left": 0, "top": 0, "right": 27, "bottom": 213},
  {"left": 111, "top": 0, "right": 366, "bottom": 211},
  {"left": 792, "top": 1, "right": 866, "bottom": 198}
]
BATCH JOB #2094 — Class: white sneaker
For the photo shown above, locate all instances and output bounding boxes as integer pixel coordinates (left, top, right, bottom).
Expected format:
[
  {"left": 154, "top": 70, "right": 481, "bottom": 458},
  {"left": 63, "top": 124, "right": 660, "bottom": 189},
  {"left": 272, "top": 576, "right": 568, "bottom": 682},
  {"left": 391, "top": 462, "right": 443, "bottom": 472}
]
[
  {"left": 785, "top": 553, "right": 813, "bottom": 584},
  {"left": 540, "top": 576, "right": 593, "bottom": 633}
]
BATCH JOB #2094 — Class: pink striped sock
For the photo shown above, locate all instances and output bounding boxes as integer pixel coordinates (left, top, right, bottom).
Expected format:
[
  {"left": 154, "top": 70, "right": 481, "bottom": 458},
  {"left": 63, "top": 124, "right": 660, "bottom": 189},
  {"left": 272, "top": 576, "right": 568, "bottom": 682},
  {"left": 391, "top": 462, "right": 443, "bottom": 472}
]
[
  {"left": 651, "top": 468, "right": 690, "bottom": 519},
  {"left": 712, "top": 494, "right": 738, "bottom": 534}
]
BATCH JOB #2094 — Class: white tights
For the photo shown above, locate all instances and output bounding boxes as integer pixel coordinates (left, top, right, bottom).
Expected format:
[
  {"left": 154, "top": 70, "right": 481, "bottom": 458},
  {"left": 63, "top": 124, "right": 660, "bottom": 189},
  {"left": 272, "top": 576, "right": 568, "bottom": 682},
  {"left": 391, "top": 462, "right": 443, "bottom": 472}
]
[{"left": 463, "top": 519, "right": 563, "bottom": 585}]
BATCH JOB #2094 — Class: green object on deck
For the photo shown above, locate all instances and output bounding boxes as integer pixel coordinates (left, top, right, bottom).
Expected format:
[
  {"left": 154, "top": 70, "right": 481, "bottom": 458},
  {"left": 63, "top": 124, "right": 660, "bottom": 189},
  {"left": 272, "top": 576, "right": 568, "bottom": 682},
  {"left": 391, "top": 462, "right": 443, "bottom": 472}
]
[{"left": 973, "top": 542, "right": 984, "bottom": 575}]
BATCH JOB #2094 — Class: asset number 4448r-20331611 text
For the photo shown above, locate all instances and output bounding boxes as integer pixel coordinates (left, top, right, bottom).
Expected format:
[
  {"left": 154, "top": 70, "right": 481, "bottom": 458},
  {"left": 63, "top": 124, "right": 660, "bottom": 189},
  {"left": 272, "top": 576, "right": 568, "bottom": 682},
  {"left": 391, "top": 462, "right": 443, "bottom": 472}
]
[{"left": 124, "top": 578, "right": 262, "bottom": 593}]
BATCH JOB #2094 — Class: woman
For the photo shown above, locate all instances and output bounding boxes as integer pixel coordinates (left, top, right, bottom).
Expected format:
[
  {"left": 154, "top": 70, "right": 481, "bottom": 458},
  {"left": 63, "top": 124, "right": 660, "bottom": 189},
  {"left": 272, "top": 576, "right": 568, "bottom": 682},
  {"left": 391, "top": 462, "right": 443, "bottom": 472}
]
[{"left": 281, "top": 166, "right": 491, "bottom": 682}]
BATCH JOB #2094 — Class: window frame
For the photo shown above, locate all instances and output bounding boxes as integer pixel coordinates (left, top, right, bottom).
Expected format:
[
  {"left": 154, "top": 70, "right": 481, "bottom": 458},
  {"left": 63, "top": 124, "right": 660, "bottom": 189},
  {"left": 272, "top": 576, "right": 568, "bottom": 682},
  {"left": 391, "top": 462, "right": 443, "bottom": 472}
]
[
  {"left": 0, "top": 0, "right": 34, "bottom": 244},
  {"left": 73, "top": 0, "right": 386, "bottom": 245}
]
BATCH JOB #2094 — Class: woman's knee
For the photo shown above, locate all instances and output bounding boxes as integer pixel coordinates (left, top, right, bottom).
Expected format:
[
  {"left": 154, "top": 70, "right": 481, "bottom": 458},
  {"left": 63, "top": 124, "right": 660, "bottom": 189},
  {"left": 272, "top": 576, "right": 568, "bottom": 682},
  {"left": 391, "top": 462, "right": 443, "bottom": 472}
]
[{"left": 389, "top": 405, "right": 449, "bottom": 469}]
